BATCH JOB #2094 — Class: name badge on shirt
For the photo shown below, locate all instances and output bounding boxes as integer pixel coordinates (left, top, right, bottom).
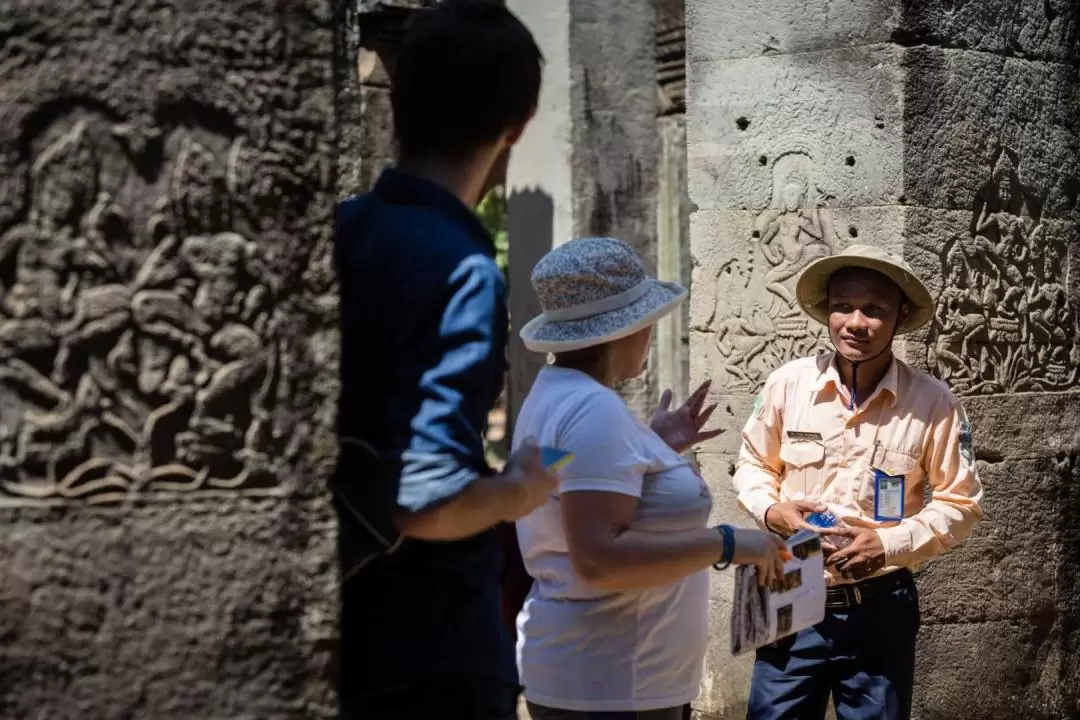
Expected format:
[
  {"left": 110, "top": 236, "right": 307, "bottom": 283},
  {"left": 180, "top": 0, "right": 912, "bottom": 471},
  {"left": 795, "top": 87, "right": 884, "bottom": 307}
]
[
  {"left": 786, "top": 430, "right": 822, "bottom": 442},
  {"left": 873, "top": 468, "right": 905, "bottom": 521}
]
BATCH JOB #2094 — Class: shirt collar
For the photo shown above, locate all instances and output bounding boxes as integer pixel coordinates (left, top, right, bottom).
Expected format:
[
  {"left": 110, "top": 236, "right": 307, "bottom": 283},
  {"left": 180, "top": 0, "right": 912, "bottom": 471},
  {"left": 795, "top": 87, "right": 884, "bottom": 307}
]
[
  {"left": 812, "top": 351, "right": 899, "bottom": 408},
  {"left": 372, "top": 167, "right": 496, "bottom": 257}
]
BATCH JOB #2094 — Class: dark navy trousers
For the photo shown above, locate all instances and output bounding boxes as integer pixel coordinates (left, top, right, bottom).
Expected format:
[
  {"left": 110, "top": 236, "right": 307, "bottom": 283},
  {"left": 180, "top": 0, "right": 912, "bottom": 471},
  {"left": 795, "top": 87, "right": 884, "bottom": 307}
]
[{"left": 747, "top": 573, "right": 919, "bottom": 720}]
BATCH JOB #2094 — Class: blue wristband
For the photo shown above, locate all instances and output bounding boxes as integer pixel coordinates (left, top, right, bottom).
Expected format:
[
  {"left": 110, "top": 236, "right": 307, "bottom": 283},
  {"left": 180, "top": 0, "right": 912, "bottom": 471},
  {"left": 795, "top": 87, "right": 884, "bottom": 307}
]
[{"left": 712, "top": 524, "right": 735, "bottom": 571}]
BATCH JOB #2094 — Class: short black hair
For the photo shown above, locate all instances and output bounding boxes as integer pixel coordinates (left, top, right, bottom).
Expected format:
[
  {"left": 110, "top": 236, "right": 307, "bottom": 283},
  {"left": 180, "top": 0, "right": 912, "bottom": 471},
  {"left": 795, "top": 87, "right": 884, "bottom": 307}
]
[{"left": 391, "top": 0, "right": 543, "bottom": 159}]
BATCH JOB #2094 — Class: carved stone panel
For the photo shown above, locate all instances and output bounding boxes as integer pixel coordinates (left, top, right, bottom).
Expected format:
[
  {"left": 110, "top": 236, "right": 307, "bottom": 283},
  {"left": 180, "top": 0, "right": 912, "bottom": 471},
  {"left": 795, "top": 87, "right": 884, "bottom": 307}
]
[
  {"left": 0, "top": 110, "right": 332, "bottom": 506},
  {"left": 925, "top": 145, "right": 1080, "bottom": 395},
  {"left": 695, "top": 148, "right": 843, "bottom": 391},
  {"left": 0, "top": 0, "right": 340, "bottom": 716},
  {"left": 0, "top": 10, "right": 339, "bottom": 510}
]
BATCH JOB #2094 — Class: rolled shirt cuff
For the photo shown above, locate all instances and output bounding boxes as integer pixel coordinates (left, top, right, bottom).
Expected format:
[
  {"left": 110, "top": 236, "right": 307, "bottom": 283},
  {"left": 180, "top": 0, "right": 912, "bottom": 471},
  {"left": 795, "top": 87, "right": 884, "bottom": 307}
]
[{"left": 876, "top": 524, "right": 914, "bottom": 566}]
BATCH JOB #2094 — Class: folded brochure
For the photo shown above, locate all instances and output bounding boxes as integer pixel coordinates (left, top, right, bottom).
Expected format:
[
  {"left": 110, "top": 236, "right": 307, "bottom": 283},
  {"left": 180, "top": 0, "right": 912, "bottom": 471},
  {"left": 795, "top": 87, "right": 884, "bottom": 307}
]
[{"left": 729, "top": 529, "right": 826, "bottom": 656}]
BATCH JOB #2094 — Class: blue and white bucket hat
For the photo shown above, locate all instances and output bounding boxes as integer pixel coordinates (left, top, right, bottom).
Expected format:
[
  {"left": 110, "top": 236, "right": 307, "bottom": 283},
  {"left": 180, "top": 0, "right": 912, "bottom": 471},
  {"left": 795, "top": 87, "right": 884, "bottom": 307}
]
[{"left": 520, "top": 237, "right": 687, "bottom": 353}]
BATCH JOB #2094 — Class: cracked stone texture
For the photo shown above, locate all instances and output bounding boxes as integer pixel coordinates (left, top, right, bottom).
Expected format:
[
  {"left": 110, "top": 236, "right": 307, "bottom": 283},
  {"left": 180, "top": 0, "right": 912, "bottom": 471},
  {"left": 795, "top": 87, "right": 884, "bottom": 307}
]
[
  {"left": 688, "top": 1, "right": 1080, "bottom": 717},
  {"left": 688, "top": 0, "right": 1079, "bottom": 65},
  {"left": 0, "top": 0, "right": 343, "bottom": 717}
]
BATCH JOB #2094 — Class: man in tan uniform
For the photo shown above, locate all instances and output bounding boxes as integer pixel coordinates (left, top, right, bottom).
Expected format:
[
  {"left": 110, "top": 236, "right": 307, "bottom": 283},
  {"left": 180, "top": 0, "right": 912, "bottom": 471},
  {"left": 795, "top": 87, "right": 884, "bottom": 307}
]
[{"left": 733, "top": 245, "right": 984, "bottom": 720}]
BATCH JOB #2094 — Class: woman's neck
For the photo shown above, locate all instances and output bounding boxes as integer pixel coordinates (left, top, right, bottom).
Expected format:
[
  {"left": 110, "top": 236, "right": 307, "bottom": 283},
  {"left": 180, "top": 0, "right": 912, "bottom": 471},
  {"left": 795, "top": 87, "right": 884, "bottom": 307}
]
[{"left": 552, "top": 360, "right": 616, "bottom": 388}]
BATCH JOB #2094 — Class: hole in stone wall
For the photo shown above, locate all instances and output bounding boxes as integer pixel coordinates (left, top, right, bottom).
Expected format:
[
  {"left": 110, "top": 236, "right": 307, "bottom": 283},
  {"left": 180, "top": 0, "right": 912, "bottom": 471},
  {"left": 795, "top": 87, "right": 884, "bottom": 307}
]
[
  {"left": 849, "top": 226, "right": 859, "bottom": 238},
  {"left": 759, "top": 155, "right": 768, "bottom": 166},
  {"left": 942, "top": 0, "right": 954, "bottom": 11},
  {"left": 751, "top": 230, "right": 761, "bottom": 239},
  {"left": 736, "top": 117, "right": 750, "bottom": 131},
  {"left": 845, "top": 156, "right": 856, "bottom": 166}
]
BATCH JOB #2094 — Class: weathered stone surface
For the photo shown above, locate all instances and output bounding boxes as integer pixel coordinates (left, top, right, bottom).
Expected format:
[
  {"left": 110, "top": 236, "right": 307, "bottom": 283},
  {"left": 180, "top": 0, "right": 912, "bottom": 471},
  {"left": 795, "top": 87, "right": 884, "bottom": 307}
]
[
  {"left": 655, "top": 115, "right": 692, "bottom": 404},
  {"left": 687, "top": 44, "right": 906, "bottom": 212},
  {"left": 0, "top": 499, "right": 337, "bottom": 719},
  {"left": 0, "top": 0, "right": 341, "bottom": 715},
  {"left": 507, "top": 0, "right": 661, "bottom": 422},
  {"left": 914, "top": 616, "right": 1078, "bottom": 720},
  {"left": 902, "top": 48, "right": 1080, "bottom": 216},
  {"left": 689, "top": 45, "right": 1080, "bottom": 217},
  {"left": 688, "top": 1, "right": 1078, "bottom": 65}
]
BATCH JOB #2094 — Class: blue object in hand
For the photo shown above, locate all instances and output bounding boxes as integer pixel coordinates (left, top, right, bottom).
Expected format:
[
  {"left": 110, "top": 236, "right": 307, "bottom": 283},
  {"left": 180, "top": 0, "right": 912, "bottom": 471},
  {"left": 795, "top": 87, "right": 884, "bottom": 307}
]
[
  {"left": 806, "top": 510, "right": 852, "bottom": 549},
  {"left": 806, "top": 510, "right": 841, "bottom": 528}
]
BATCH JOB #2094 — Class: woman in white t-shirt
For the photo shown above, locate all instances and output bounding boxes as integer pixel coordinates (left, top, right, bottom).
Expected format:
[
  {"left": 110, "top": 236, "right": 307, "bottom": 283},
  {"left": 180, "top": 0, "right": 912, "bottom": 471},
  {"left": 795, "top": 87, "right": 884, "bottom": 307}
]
[{"left": 513, "top": 238, "right": 788, "bottom": 720}]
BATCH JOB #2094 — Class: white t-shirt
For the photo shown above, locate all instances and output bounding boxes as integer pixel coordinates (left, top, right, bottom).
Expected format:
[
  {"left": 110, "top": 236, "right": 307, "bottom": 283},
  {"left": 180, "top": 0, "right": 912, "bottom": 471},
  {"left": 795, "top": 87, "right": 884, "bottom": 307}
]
[{"left": 513, "top": 366, "right": 713, "bottom": 712}]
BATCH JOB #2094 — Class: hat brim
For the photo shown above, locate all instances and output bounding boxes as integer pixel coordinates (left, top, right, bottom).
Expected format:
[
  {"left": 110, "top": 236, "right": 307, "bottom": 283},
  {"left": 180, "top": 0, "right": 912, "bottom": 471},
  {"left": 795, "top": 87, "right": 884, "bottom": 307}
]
[
  {"left": 795, "top": 255, "right": 935, "bottom": 335},
  {"left": 520, "top": 280, "right": 687, "bottom": 353}
]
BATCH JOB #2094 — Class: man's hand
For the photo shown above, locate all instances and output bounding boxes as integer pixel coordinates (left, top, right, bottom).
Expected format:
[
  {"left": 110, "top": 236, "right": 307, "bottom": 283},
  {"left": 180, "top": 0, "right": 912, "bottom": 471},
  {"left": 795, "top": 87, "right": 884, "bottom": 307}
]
[
  {"left": 824, "top": 526, "right": 886, "bottom": 580},
  {"left": 763, "top": 500, "right": 827, "bottom": 537},
  {"left": 649, "top": 379, "right": 723, "bottom": 454},
  {"left": 499, "top": 442, "right": 559, "bottom": 521}
]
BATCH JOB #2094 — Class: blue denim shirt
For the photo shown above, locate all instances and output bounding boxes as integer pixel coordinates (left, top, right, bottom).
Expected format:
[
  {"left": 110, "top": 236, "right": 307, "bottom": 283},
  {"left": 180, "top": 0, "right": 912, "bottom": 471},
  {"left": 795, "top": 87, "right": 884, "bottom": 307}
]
[{"left": 334, "top": 168, "right": 514, "bottom": 696}]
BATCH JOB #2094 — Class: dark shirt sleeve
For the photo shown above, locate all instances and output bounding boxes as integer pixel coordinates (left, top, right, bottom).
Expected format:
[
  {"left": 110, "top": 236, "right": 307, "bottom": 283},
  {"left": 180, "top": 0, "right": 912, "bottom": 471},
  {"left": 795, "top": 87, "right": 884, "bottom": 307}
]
[{"left": 393, "top": 254, "right": 504, "bottom": 512}]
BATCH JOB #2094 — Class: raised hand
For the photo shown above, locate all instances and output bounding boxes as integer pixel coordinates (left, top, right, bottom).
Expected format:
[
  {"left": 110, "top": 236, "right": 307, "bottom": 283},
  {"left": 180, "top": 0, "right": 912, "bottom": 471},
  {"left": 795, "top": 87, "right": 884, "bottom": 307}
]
[{"left": 649, "top": 379, "right": 723, "bottom": 453}]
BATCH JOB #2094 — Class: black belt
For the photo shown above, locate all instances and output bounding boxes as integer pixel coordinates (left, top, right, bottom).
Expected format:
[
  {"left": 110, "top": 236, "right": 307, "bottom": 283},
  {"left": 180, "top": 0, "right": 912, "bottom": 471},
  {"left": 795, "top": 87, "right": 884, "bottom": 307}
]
[{"left": 825, "top": 569, "right": 912, "bottom": 609}]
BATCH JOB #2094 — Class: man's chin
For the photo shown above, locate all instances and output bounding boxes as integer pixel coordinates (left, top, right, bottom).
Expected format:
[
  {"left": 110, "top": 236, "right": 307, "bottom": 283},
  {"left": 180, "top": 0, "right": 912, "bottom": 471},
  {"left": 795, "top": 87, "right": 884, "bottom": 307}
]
[{"left": 837, "top": 342, "right": 875, "bottom": 361}]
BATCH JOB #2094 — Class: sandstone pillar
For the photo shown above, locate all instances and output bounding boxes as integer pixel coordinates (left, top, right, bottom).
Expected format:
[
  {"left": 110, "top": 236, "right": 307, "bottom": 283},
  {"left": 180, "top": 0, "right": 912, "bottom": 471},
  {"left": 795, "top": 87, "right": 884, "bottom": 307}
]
[
  {"left": 687, "top": 2, "right": 1079, "bottom": 718},
  {"left": 506, "top": 0, "right": 661, "bottom": 425},
  {"left": 0, "top": 2, "right": 346, "bottom": 715},
  {"left": 655, "top": 1, "right": 692, "bottom": 406}
]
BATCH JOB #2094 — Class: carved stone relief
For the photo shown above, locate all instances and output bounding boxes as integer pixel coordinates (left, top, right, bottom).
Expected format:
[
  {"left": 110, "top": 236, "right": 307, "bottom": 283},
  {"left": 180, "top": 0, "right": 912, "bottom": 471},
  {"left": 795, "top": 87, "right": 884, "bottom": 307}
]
[
  {"left": 928, "top": 145, "right": 1080, "bottom": 395},
  {"left": 0, "top": 109, "right": 318, "bottom": 505},
  {"left": 701, "top": 149, "right": 841, "bottom": 391}
]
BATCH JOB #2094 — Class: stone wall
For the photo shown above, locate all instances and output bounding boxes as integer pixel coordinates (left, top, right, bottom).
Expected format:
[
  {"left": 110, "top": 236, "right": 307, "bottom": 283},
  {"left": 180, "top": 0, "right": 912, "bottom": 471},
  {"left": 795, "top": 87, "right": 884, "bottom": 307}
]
[
  {"left": 686, "top": 1, "right": 1079, "bottom": 718},
  {"left": 507, "top": 0, "right": 661, "bottom": 423},
  {"left": 0, "top": 1, "right": 345, "bottom": 716}
]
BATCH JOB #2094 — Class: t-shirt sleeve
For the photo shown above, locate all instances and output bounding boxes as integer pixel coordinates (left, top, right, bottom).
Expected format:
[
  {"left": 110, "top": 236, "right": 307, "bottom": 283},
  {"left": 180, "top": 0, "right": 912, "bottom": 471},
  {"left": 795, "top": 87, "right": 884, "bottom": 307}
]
[{"left": 553, "top": 391, "right": 653, "bottom": 499}]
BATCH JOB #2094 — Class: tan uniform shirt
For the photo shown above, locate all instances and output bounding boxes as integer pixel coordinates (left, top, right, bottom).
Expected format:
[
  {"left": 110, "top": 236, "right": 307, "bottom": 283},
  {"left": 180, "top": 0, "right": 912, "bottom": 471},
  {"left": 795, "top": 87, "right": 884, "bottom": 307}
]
[{"left": 733, "top": 352, "right": 984, "bottom": 586}]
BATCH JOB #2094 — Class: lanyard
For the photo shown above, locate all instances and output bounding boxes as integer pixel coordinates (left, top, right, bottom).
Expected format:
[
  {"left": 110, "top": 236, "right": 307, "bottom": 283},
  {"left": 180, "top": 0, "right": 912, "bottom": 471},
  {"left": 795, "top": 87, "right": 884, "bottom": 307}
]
[{"left": 849, "top": 362, "right": 859, "bottom": 411}]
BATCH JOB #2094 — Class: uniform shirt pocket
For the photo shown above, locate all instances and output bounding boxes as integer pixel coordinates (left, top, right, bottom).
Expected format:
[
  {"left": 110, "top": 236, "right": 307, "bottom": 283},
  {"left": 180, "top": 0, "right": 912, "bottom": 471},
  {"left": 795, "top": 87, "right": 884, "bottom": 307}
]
[
  {"left": 779, "top": 440, "right": 826, "bottom": 498},
  {"left": 858, "top": 446, "right": 921, "bottom": 519}
]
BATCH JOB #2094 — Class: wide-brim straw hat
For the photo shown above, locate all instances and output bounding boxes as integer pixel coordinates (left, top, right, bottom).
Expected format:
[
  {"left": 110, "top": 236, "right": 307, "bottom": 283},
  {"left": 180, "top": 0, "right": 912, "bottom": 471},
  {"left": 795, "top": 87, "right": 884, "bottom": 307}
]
[
  {"left": 795, "top": 244, "right": 935, "bottom": 335},
  {"left": 520, "top": 237, "right": 687, "bottom": 353}
]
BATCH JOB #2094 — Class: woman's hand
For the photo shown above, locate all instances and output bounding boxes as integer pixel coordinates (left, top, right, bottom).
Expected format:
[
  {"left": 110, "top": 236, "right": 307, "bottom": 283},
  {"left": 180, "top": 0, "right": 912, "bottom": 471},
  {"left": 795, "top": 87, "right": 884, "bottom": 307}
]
[
  {"left": 731, "top": 528, "right": 790, "bottom": 588},
  {"left": 649, "top": 379, "right": 722, "bottom": 453}
]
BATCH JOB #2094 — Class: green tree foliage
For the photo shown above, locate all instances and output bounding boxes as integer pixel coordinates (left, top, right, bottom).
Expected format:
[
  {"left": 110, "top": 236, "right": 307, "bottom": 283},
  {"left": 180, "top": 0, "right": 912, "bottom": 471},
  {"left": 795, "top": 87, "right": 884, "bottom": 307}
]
[{"left": 476, "top": 185, "right": 509, "bottom": 274}]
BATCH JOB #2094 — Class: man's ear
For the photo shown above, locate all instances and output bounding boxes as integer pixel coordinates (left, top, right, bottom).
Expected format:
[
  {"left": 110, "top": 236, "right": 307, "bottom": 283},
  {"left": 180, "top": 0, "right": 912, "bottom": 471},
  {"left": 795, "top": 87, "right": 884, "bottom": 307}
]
[{"left": 898, "top": 300, "right": 910, "bottom": 325}]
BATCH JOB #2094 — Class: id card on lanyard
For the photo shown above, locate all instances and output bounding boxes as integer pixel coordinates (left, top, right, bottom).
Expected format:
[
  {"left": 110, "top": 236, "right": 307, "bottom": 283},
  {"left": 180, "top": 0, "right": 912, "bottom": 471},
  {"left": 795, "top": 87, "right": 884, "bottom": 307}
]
[{"left": 872, "top": 468, "right": 905, "bottom": 521}]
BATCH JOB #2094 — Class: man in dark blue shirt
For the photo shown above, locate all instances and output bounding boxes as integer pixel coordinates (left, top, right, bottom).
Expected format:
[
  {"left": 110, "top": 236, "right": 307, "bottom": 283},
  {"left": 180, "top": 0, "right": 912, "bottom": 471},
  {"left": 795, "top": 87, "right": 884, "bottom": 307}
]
[{"left": 332, "top": 3, "right": 554, "bottom": 718}]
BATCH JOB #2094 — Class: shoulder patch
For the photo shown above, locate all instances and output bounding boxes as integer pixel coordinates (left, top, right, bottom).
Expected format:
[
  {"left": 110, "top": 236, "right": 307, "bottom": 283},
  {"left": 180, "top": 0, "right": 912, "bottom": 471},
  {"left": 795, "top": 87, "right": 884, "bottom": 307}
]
[{"left": 959, "top": 420, "right": 974, "bottom": 465}]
